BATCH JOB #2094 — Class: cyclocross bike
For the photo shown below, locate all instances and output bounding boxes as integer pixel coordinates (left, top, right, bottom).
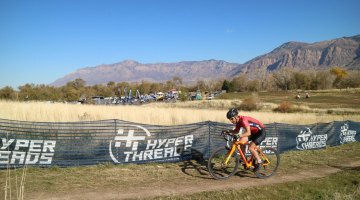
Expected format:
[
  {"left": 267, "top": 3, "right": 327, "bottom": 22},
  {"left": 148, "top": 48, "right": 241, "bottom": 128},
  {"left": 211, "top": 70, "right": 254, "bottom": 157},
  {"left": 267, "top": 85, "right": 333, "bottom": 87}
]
[{"left": 207, "top": 131, "right": 280, "bottom": 179}]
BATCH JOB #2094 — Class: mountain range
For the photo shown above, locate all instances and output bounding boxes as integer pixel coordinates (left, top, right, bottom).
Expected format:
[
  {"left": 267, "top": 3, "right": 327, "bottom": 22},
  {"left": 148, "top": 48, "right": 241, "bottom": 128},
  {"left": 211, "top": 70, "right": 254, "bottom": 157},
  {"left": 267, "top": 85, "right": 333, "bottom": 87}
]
[{"left": 51, "top": 34, "right": 360, "bottom": 86}]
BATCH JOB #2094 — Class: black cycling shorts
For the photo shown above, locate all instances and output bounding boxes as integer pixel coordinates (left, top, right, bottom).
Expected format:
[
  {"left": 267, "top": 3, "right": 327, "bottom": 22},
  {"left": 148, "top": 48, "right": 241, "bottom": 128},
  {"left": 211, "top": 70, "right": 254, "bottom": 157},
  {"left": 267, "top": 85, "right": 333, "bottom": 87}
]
[{"left": 249, "top": 128, "right": 266, "bottom": 145}]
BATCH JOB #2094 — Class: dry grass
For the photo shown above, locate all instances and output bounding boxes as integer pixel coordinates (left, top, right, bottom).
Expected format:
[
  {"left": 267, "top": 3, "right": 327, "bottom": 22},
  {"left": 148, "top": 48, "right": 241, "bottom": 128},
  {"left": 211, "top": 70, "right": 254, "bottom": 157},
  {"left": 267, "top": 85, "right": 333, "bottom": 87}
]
[
  {"left": 1, "top": 142, "right": 359, "bottom": 199},
  {"left": 4, "top": 166, "right": 27, "bottom": 200},
  {"left": 1, "top": 100, "right": 359, "bottom": 125}
]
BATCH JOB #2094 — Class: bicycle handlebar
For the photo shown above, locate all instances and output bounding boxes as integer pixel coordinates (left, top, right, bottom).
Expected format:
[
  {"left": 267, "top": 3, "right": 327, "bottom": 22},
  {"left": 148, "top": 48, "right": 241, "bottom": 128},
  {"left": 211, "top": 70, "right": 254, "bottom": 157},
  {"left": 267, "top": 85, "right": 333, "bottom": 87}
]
[
  {"left": 221, "top": 130, "right": 244, "bottom": 143},
  {"left": 220, "top": 130, "right": 230, "bottom": 135},
  {"left": 221, "top": 131, "right": 238, "bottom": 142}
]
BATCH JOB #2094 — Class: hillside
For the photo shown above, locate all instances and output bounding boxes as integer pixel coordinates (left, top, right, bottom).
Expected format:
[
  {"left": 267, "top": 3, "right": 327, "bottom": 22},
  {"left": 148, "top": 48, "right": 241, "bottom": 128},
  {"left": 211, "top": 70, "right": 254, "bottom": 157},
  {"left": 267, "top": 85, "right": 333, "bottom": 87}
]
[
  {"left": 231, "top": 34, "right": 360, "bottom": 76},
  {"left": 51, "top": 60, "right": 240, "bottom": 86},
  {"left": 51, "top": 34, "right": 360, "bottom": 86}
]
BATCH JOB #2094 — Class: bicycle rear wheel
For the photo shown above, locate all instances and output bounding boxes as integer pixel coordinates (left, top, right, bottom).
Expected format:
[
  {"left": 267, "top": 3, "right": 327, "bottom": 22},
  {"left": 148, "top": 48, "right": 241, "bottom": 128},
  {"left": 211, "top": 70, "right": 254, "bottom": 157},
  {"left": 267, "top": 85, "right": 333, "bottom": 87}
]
[
  {"left": 207, "top": 146, "right": 239, "bottom": 180},
  {"left": 254, "top": 147, "right": 280, "bottom": 179}
]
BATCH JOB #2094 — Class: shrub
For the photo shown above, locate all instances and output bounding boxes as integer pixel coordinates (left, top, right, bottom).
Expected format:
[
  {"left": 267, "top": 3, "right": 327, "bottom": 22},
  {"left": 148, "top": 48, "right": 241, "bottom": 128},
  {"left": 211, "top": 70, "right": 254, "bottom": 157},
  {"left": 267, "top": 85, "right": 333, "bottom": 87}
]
[
  {"left": 327, "top": 109, "right": 334, "bottom": 114},
  {"left": 273, "top": 101, "right": 293, "bottom": 113},
  {"left": 238, "top": 96, "right": 260, "bottom": 111},
  {"left": 273, "top": 101, "right": 305, "bottom": 113},
  {"left": 179, "top": 92, "right": 188, "bottom": 102}
]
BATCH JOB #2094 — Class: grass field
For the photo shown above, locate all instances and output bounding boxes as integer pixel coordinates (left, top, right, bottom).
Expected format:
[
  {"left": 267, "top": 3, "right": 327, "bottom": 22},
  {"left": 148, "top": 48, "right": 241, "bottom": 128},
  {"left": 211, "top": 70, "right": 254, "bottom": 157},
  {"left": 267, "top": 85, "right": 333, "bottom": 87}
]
[
  {"left": 1, "top": 142, "right": 359, "bottom": 199},
  {"left": 0, "top": 95, "right": 360, "bottom": 125},
  {"left": 2, "top": 89, "right": 359, "bottom": 125},
  {"left": 219, "top": 88, "right": 360, "bottom": 110},
  {"left": 154, "top": 169, "right": 360, "bottom": 200},
  {"left": 156, "top": 142, "right": 360, "bottom": 200}
]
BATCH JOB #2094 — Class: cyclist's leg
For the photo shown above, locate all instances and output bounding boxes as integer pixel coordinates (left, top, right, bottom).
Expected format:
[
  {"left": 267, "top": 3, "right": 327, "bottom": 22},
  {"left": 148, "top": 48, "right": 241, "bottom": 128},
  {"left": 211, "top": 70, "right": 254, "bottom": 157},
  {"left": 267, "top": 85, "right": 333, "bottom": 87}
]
[
  {"left": 249, "top": 142, "right": 261, "bottom": 162},
  {"left": 239, "top": 136, "right": 248, "bottom": 156},
  {"left": 249, "top": 129, "right": 266, "bottom": 163}
]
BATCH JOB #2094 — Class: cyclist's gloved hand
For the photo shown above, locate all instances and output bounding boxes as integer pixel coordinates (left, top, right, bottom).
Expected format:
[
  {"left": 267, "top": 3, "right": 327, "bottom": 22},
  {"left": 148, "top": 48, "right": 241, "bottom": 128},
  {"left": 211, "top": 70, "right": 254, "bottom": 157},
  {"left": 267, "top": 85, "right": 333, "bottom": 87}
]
[{"left": 233, "top": 133, "right": 240, "bottom": 140}]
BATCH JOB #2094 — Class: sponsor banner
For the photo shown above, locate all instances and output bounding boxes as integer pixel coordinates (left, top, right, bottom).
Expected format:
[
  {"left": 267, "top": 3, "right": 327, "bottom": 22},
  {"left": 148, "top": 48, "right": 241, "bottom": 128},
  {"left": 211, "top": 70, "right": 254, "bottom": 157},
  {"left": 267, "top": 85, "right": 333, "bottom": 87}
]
[
  {"left": 0, "top": 139, "right": 56, "bottom": 165},
  {"left": 108, "top": 125, "right": 195, "bottom": 163},
  {"left": 296, "top": 128, "right": 327, "bottom": 150},
  {"left": 0, "top": 119, "right": 359, "bottom": 168},
  {"left": 339, "top": 122, "right": 357, "bottom": 144}
]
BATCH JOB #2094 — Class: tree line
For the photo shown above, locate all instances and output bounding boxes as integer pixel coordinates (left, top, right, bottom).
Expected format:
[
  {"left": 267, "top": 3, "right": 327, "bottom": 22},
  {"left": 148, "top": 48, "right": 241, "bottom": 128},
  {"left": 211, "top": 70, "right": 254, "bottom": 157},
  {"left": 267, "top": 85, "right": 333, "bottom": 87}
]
[
  {"left": 1, "top": 67, "right": 359, "bottom": 102},
  {"left": 221, "top": 67, "right": 360, "bottom": 92}
]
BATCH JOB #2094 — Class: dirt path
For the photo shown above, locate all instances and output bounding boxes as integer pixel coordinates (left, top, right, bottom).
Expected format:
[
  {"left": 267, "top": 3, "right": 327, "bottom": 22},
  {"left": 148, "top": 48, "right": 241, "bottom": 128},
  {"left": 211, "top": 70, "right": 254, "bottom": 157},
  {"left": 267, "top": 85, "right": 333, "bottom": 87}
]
[{"left": 27, "top": 160, "right": 360, "bottom": 200}]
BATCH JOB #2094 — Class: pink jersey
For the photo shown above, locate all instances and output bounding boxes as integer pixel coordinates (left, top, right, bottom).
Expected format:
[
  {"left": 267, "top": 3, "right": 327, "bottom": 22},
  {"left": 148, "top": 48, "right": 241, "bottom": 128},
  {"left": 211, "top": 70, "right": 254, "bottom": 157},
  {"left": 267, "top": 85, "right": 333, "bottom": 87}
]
[{"left": 234, "top": 115, "right": 265, "bottom": 135}]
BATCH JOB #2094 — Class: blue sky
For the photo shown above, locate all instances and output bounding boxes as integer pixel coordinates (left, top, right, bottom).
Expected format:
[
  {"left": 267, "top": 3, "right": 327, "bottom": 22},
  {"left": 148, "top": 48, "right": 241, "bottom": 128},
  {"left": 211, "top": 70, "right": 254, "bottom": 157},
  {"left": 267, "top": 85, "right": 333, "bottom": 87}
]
[{"left": 1, "top": 0, "right": 360, "bottom": 89}]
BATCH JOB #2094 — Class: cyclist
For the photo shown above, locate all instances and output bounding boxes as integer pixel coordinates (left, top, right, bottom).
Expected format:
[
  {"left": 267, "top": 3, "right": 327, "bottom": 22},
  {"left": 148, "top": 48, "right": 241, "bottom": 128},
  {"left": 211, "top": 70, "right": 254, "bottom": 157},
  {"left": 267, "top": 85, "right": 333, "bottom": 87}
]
[{"left": 224, "top": 108, "right": 266, "bottom": 172}]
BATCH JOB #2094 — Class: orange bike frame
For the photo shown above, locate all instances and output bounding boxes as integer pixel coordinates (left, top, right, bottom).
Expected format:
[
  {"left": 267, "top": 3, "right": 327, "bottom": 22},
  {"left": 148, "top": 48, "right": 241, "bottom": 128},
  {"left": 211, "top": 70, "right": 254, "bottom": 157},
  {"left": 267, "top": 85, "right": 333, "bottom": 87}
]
[{"left": 225, "top": 140, "right": 270, "bottom": 169}]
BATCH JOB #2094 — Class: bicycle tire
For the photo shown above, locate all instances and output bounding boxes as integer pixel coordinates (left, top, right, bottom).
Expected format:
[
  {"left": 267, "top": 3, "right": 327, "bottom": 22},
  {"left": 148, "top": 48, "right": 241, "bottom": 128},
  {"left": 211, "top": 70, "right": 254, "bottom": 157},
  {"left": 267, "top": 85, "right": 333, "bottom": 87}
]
[
  {"left": 254, "top": 147, "right": 280, "bottom": 179},
  {"left": 207, "top": 146, "right": 239, "bottom": 180}
]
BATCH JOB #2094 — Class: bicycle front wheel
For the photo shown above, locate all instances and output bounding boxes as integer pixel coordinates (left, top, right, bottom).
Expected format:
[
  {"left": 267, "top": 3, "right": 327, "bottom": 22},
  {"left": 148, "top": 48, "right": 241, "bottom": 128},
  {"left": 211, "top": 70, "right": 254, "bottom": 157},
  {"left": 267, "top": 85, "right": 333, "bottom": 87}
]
[
  {"left": 207, "top": 146, "right": 239, "bottom": 180},
  {"left": 254, "top": 147, "right": 280, "bottom": 179}
]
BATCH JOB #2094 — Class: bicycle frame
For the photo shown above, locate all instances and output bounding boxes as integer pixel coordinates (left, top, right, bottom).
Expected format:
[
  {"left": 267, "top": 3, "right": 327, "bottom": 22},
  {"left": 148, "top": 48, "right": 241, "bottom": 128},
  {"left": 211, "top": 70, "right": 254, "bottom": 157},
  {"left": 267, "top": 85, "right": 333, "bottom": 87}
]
[
  {"left": 224, "top": 140, "right": 270, "bottom": 169},
  {"left": 208, "top": 133, "right": 279, "bottom": 179}
]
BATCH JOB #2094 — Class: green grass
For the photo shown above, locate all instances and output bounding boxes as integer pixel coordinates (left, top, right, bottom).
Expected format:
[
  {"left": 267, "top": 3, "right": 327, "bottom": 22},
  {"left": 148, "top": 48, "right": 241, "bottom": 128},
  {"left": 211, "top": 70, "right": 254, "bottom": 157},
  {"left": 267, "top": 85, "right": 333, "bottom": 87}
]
[
  {"left": 1, "top": 142, "right": 359, "bottom": 199},
  {"left": 154, "top": 169, "right": 360, "bottom": 200},
  {"left": 152, "top": 142, "right": 360, "bottom": 200}
]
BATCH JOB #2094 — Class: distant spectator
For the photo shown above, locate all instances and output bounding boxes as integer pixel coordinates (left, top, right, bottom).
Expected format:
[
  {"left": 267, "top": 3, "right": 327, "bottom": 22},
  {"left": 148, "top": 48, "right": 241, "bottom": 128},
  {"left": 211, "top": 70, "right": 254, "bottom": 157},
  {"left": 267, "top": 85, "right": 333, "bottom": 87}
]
[
  {"left": 305, "top": 92, "right": 310, "bottom": 98},
  {"left": 296, "top": 93, "right": 301, "bottom": 99}
]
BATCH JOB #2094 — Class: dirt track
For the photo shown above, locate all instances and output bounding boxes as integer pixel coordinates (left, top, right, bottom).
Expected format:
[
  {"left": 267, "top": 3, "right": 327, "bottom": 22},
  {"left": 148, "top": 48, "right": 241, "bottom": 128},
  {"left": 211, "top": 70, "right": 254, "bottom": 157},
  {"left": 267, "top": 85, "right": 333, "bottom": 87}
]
[{"left": 27, "top": 160, "right": 360, "bottom": 200}]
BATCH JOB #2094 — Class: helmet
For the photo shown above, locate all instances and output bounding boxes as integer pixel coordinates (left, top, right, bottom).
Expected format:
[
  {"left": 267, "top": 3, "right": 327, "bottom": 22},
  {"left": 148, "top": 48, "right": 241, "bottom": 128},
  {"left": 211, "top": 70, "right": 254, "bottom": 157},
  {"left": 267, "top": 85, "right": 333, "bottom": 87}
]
[{"left": 226, "top": 108, "right": 238, "bottom": 119}]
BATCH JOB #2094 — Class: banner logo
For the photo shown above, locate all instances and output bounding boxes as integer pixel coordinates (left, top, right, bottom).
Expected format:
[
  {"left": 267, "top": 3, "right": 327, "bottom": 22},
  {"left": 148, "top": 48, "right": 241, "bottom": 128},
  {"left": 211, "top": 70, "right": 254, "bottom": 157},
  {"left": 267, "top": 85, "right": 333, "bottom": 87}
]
[
  {"left": 245, "top": 137, "right": 278, "bottom": 155},
  {"left": 109, "top": 125, "right": 193, "bottom": 163},
  {"left": 296, "top": 128, "right": 327, "bottom": 150},
  {"left": 0, "top": 139, "right": 56, "bottom": 165},
  {"left": 339, "top": 123, "right": 356, "bottom": 144}
]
